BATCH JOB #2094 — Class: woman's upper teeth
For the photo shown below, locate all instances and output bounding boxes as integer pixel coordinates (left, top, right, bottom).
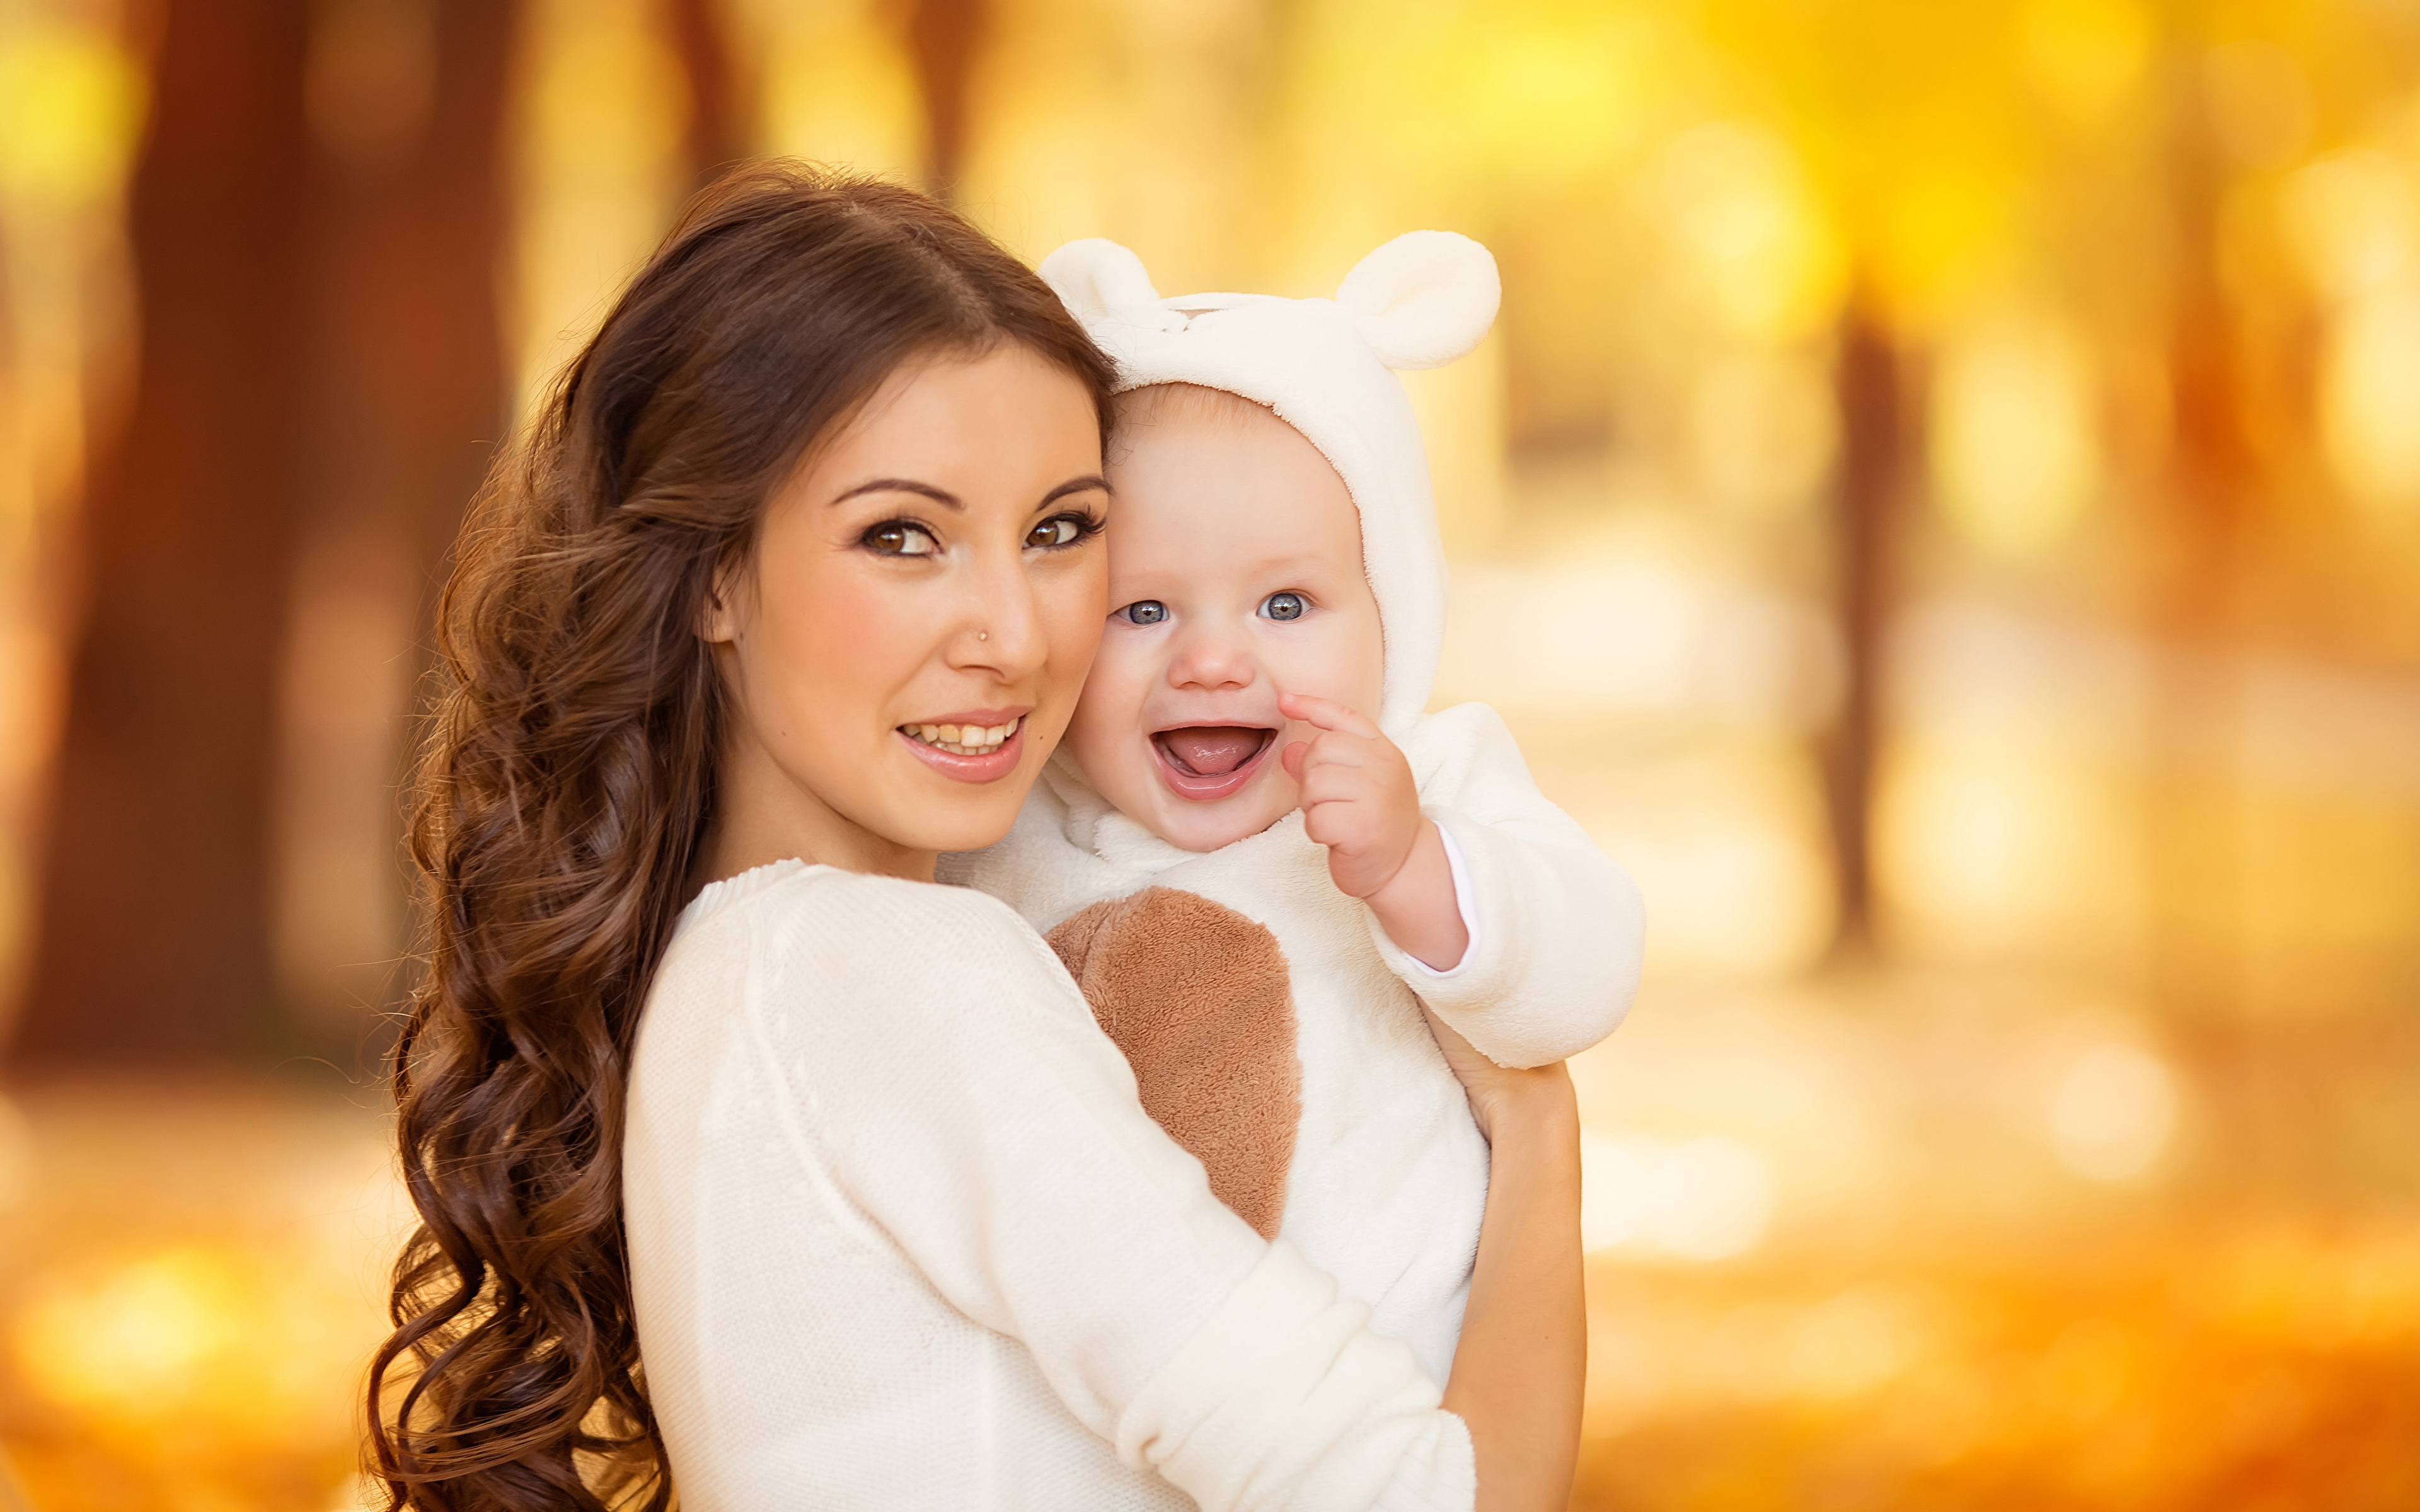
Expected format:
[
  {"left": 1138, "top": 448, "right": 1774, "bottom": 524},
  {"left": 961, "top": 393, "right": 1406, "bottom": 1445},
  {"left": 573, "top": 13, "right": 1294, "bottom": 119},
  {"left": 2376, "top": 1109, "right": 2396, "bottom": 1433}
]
[{"left": 906, "top": 716, "right": 1019, "bottom": 753}]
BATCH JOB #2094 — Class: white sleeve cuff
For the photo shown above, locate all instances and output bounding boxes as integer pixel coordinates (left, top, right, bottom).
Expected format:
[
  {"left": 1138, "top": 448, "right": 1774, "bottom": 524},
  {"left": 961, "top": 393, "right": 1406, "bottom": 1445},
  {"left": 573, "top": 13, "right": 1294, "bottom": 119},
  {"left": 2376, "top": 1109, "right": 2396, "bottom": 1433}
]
[
  {"left": 1116, "top": 1240, "right": 1475, "bottom": 1512},
  {"left": 1400, "top": 822, "right": 1478, "bottom": 980}
]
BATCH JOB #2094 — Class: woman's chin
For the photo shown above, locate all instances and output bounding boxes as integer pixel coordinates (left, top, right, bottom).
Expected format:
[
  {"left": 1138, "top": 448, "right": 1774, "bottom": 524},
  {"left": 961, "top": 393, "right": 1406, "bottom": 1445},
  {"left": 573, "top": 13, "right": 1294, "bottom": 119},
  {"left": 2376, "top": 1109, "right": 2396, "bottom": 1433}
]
[{"left": 879, "top": 755, "right": 1039, "bottom": 856}]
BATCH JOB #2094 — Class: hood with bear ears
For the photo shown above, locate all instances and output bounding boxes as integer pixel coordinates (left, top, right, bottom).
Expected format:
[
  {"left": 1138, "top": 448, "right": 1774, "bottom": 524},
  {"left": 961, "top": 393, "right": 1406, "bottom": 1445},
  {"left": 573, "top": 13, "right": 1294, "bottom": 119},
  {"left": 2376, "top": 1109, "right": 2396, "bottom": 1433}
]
[{"left": 1038, "top": 232, "right": 1499, "bottom": 736}]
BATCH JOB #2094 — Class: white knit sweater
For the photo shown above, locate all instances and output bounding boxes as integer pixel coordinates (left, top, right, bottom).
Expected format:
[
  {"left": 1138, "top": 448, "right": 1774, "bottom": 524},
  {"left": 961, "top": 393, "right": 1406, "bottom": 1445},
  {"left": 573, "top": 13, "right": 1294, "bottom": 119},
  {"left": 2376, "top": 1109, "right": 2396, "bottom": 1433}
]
[{"left": 624, "top": 861, "right": 1478, "bottom": 1510}]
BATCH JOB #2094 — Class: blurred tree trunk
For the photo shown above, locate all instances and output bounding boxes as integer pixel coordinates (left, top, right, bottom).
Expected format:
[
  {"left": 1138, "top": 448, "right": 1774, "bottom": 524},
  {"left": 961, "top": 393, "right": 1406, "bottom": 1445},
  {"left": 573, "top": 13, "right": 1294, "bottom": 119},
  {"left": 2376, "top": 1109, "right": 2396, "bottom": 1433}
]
[
  {"left": 666, "top": 0, "right": 751, "bottom": 193},
  {"left": 11, "top": 0, "right": 520, "bottom": 1070},
  {"left": 275, "top": 0, "right": 521, "bottom": 1062},
  {"left": 12, "top": 0, "right": 314, "bottom": 1068},
  {"left": 2148, "top": 37, "right": 2271, "bottom": 1188},
  {"left": 1823, "top": 299, "right": 1904, "bottom": 957},
  {"left": 2148, "top": 50, "right": 2250, "bottom": 1021},
  {"left": 901, "top": 0, "right": 987, "bottom": 198},
  {"left": 320, "top": 0, "right": 521, "bottom": 587}
]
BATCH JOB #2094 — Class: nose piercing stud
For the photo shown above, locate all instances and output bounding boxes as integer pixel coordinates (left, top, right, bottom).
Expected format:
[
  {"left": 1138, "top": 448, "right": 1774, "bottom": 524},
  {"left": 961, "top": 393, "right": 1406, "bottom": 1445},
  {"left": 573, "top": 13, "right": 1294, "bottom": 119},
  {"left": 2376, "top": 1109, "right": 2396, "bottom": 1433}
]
[{"left": 977, "top": 630, "right": 988, "bottom": 641}]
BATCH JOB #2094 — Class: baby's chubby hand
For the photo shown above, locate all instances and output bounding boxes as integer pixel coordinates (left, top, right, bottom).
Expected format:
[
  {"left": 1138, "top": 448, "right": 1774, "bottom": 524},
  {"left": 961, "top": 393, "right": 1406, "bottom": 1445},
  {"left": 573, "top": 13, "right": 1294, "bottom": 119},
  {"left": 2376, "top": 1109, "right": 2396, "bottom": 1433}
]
[
  {"left": 1279, "top": 692, "right": 1470, "bottom": 971},
  {"left": 1277, "top": 692, "right": 1420, "bottom": 899}
]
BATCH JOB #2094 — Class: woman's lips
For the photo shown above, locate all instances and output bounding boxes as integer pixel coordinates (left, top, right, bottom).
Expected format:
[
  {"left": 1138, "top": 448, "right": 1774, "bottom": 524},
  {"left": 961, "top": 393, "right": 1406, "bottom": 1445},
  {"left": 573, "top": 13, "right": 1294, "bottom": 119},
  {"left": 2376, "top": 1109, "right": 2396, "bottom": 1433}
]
[
  {"left": 1151, "top": 725, "right": 1276, "bottom": 802},
  {"left": 899, "top": 713, "right": 1027, "bottom": 784}
]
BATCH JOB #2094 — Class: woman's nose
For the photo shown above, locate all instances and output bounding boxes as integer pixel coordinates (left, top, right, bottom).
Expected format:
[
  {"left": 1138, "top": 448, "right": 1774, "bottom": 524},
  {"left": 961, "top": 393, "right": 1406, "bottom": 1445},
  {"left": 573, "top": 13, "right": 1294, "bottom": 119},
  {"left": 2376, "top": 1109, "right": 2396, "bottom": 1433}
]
[{"left": 953, "top": 549, "right": 1046, "bottom": 676}]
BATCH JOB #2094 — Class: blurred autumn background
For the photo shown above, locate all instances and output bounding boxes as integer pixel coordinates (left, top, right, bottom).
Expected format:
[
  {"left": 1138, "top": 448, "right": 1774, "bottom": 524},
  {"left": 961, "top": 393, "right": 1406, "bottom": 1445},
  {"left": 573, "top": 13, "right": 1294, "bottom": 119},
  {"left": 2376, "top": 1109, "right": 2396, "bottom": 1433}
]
[{"left": 3, "top": 0, "right": 2419, "bottom": 1506}]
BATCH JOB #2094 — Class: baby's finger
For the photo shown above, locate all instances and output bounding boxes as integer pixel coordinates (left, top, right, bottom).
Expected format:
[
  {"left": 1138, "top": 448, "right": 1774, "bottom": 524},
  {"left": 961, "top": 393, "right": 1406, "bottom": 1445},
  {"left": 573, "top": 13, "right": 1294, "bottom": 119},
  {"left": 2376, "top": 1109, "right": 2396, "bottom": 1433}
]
[
  {"left": 1277, "top": 691, "right": 1381, "bottom": 740},
  {"left": 1280, "top": 738, "right": 1311, "bottom": 777},
  {"left": 1294, "top": 761, "right": 1376, "bottom": 810},
  {"left": 1297, "top": 730, "right": 1374, "bottom": 779}
]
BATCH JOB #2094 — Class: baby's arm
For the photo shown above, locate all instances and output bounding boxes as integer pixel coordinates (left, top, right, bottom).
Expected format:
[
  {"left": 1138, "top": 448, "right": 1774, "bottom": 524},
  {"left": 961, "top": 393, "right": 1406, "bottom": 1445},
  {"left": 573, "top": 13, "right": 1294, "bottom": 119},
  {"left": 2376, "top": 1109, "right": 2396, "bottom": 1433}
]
[
  {"left": 1383, "top": 701, "right": 1645, "bottom": 1067},
  {"left": 1279, "top": 692, "right": 1467, "bottom": 970}
]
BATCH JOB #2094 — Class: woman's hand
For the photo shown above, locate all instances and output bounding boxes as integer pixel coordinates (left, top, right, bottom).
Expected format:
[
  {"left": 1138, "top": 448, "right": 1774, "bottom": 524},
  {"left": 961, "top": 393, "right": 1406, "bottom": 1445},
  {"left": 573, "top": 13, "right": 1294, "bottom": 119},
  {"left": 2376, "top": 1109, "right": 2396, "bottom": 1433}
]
[
  {"left": 1428, "top": 1007, "right": 1584, "bottom": 1512},
  {"left": 1423, "top": 1007, "right": 1572, "bottom": 1145}
]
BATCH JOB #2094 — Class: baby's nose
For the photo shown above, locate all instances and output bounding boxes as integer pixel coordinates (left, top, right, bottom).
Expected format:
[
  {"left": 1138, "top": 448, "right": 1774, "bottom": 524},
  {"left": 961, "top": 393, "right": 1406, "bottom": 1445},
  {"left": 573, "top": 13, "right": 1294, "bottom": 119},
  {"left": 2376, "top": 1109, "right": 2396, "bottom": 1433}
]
[{"left": 1167, "top": 620, "right": 1257, "bottom": 691}]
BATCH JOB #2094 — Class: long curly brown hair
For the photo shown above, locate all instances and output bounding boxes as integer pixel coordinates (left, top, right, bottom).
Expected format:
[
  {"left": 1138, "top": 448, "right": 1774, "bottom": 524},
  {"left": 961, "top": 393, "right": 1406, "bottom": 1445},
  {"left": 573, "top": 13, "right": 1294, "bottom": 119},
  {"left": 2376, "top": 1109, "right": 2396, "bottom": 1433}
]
[{"left": 369, "top": 163, "right": 1115, "bottom": 1511}]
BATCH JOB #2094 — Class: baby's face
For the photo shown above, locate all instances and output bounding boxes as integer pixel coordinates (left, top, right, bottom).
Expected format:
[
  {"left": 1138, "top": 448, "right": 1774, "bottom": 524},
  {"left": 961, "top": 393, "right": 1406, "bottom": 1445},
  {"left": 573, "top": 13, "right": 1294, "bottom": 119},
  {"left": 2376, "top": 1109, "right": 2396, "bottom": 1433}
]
[{"left": 1064, "top": 387, "right": 1384, "bottom": 852}]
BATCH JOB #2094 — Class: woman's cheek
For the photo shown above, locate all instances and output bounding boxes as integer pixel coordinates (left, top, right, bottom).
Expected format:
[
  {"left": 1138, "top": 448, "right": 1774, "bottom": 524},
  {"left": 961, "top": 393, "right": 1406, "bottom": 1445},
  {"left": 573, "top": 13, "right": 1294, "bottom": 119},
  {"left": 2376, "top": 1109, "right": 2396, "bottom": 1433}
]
[
  {"left": 809, "top": 562, "right": 930, "bottom": 677},
  {"left": 1035, "top": 555, "right": 1109, "bottom": 722},
  {"left": 1046, "top": 561, "right": 1109, "bottom": 672}
]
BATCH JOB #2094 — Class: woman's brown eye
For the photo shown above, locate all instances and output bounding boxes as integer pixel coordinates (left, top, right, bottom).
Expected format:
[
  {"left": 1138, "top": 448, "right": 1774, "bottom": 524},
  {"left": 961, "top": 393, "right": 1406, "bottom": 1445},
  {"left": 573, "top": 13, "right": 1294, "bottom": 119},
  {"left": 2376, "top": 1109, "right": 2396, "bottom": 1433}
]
[
  {"left": 1027, "top": 517, "right": 1080, "bottom": 548},
  {"left": 865, "top": 522, "right": 938, "bottom": 556}
]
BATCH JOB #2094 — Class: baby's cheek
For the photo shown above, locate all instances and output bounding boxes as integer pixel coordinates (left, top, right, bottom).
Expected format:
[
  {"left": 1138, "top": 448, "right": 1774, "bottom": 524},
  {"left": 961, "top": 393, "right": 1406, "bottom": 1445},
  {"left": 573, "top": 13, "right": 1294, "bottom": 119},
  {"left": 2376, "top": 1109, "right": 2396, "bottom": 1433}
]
[
  {"left": 1063, "top": 645, "right": 1153, "bottom": 786},
  {"left": 1279, "top": 618, "right": 1386, "bottom": 718}
]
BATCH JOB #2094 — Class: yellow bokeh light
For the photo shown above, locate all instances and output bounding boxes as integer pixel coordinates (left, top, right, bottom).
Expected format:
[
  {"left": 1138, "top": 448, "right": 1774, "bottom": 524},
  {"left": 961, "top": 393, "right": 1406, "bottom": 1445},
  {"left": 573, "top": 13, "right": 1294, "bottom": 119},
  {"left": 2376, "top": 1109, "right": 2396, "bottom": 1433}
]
[
  {"left": 2019, "top": 0, "right": 2153, "bottom": 124},
  {"left": 1647, "top": 122, "right": 1848, "bottom": 343},
  {"left": 1581, "top": 1131, "right": 1777, "bottom": 1261},
  {"left": 15, "top": 1248, "right": 246, "bottom": 1421},
  {"left": 749, "top": 0, "right": 925, "bottom": 186},
  {"left": 2319, "top": 284, "right": 2420, "bottom": 523},
  {"left": 2046, "top": 1041, "right": 2179, "bottom": 1183},
  {"left": 2283, "top": 147, "right": 2419, "bottom": 301},
  {"left": 1878, "top": 740, "right": 2141, "bottom": 960},
  {"left": 1929, "top": 310, "right": 2102, "bottom": 558},
  {"left": 0, "top": 20, "right": 144, "bottom": 209},
  {"left": 509, "top": 0, "right": 692, "bottom": 411}
]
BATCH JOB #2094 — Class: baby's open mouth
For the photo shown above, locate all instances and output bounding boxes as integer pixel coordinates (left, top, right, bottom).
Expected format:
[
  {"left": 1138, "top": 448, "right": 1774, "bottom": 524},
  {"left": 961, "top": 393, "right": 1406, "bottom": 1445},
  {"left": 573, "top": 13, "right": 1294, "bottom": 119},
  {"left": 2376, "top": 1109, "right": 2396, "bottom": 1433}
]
[{"left": 1156, "top": 726, "right": 1287, "bottom": 798}]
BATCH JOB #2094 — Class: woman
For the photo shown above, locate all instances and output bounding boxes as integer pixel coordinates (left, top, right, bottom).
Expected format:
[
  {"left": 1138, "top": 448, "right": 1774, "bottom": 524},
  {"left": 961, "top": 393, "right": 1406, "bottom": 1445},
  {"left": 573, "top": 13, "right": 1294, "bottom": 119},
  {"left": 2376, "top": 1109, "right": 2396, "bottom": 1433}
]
[{"left": 370, "top": 164, "right": 1581, "bottom": 1511}]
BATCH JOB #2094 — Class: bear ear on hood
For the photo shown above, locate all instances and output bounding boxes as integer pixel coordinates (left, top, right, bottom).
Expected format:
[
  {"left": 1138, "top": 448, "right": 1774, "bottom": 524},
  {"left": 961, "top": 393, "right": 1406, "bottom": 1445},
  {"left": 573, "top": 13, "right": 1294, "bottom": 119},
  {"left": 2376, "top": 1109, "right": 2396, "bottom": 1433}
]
[
  {"left": 1039, "top": 238, "right": 1161, "bottom": 322},
  {"left": 1335, "top": 230, "right": 1500, "bottom": 372}
]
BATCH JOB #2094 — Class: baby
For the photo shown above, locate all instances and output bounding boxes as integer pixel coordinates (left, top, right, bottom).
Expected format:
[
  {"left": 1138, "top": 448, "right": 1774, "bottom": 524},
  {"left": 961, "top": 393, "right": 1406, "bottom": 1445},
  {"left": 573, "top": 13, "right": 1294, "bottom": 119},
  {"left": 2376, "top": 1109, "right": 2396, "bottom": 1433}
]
[{"left": 942, "top": 232, "right": 1643, "bottom": 1383}]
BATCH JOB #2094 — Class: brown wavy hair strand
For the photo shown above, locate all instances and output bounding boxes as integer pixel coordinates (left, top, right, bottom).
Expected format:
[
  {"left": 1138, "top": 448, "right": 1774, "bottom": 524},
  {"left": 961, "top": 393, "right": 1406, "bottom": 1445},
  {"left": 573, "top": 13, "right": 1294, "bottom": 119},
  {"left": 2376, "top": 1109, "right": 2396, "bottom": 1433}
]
[{"left": 369, "top": 163, "right": 1115, "bottom": 1511}]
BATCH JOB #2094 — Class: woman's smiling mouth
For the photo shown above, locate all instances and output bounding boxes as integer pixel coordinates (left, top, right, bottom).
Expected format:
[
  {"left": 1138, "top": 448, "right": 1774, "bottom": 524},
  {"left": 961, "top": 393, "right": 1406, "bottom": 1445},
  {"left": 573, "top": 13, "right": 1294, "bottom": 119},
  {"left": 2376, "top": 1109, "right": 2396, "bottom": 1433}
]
[
  {"left": 1151, "top": 724, "right": 1276, "bottom": 801},
  {"left": 900, "top": 712, "right": 1027, "bottom": 782}
]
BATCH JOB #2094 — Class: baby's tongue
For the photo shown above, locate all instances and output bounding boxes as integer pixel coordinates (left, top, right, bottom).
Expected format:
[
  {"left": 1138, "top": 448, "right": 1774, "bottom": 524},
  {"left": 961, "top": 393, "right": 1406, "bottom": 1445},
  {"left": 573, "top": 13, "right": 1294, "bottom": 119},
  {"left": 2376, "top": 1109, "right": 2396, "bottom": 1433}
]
[{"left": 1155, "top": 726, "right": 1267, "bottom": 777}]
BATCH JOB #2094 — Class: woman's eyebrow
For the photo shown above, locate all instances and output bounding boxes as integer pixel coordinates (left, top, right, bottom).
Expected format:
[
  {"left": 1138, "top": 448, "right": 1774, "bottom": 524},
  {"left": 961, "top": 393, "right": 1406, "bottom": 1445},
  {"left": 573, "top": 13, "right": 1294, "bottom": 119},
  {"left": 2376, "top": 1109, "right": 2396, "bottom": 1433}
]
[
  {"left": 1039, "top": 474, "right": 1110, "bottom": 506},
  {"left": 833, "top": 478, "right": 962, "bottom": 510}
]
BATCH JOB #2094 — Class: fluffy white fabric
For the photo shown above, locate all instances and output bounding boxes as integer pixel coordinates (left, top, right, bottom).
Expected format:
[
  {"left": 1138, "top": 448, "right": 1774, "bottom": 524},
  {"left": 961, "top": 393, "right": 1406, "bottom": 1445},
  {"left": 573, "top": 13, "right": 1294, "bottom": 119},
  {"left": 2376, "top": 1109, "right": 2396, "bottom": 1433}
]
[
  {"left": 941, "top": 706, "right": 1644, "bottom": 1383},
  {"left": 1038, "top": 232, "right": 1498, "bottom": 735},
  {"left": 625, "top": 861, "right": 1477, "bottom": 1510}
]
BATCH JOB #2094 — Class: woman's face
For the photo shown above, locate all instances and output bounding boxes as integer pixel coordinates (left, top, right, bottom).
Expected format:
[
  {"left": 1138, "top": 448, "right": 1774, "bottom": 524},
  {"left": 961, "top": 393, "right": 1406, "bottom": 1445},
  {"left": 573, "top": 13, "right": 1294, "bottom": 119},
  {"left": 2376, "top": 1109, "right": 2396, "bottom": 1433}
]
[{"left": 703, "top": 344, "right": 1109, "bottom": 879}]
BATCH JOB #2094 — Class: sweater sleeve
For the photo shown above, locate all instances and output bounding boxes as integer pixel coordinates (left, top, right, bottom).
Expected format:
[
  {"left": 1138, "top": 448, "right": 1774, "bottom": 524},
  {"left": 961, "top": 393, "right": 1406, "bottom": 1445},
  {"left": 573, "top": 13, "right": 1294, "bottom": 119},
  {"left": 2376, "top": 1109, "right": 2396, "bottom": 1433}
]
[
  {"left": 1369, "top": 702, "right": 1646, "bottom": 1068},
  {"left": 745, "top": 871, "right": 1476, "bottom": 1512}
]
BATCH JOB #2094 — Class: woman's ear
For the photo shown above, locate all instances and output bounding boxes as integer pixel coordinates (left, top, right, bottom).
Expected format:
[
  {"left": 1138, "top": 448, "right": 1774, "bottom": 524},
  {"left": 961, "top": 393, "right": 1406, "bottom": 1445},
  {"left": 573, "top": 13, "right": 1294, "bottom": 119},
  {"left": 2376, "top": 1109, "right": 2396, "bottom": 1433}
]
[
  {"left": 699, "top": 559, "right": 746, "bottom": 645},
  {"left": 1039, "top": 238, "right": 1161, "bottom": 322},
  {"left": 1335, "top": 230, "right": 1500, "bottom": 371}
]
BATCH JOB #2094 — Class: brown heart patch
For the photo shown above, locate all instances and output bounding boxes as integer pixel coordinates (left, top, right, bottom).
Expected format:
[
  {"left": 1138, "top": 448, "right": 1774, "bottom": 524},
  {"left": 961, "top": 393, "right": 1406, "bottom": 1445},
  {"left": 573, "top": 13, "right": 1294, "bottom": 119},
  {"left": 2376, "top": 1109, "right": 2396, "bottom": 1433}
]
[{"left": 1047, "top": 887, "right": 1301, "bottom": 1239}]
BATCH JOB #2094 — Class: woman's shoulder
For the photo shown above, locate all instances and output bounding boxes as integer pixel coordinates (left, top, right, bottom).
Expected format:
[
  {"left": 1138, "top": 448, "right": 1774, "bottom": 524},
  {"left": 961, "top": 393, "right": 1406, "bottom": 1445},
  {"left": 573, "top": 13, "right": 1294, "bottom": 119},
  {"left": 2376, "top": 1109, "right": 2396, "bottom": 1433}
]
[
  {"left": 677, "top": 859, "right": 1071, "bottom": 995},
  {"left": 686, "top": 857, "right": 1034, "bottom": 933}
]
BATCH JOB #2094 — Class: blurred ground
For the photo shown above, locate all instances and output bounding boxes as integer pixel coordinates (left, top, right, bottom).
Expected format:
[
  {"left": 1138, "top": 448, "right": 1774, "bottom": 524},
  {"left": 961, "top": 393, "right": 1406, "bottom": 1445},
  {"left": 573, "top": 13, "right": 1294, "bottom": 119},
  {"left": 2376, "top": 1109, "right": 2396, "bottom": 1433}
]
[
  {"left": 0, "top": 1079, "right": 400, "bottom": 1512},
  {"left": 3, "top": 970, "right": 2416, "bottom": 1510},
  {"left": 1570, "top": 973, "right": 2420, "bottom": 1512}
]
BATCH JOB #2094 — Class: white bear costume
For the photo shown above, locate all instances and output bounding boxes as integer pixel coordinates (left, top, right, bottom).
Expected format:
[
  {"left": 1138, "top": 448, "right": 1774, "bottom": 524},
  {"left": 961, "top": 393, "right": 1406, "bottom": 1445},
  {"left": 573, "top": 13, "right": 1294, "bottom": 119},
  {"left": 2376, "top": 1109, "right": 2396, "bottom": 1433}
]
[{"left": 942, "top": 233, "right": 1645, "bottom": 1383}]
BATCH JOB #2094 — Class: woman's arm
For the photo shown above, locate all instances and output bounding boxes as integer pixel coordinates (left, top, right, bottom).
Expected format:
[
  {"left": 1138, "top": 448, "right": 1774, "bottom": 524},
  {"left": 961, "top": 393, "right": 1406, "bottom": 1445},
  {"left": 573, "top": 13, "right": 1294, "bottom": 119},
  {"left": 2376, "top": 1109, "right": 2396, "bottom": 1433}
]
[
  {"left": 751, "top": 872, "right": 1478, "bottom": 1511},
  {"left": 1429, "top": 1010, "right": 1586, "bottom": 1512}
]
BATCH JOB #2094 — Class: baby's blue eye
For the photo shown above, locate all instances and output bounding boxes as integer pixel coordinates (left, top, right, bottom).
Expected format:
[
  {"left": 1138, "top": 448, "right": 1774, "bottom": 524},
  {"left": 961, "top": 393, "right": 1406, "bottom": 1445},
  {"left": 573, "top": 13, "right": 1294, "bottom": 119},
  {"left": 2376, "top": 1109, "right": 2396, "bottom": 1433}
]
[
  {"left": 1260, "top": 592, "right": 1308, "bottom": 622},
  {"left": 1120, "top": 600, "right": 1168, "bottom": 626}
]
